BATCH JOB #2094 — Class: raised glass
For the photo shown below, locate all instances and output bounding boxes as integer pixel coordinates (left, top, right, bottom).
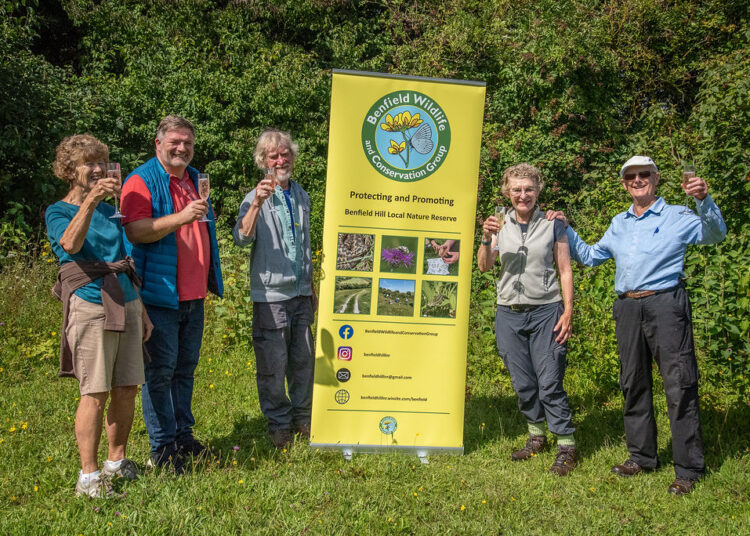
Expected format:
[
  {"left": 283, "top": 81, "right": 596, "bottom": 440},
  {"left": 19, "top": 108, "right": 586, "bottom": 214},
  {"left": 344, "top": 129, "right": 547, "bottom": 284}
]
[
  {"left": 106, "top": 162, "right": 124, "bottom": 219},
  {"left": 681, "top": 161, "right": 695, "bottom": 214},
  {"left": 492, "top": 205, "right": 506, "bottom": 251},
  {"left": 197, "top": 172, "right": 211, "bottom": 222}
]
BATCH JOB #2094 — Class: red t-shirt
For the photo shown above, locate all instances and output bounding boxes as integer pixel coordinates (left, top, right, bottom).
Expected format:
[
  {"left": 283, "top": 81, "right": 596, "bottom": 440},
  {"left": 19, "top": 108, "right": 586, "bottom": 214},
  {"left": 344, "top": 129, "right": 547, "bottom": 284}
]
[{"left": 121, "top": 171, "right": 210, "bottom": 301}]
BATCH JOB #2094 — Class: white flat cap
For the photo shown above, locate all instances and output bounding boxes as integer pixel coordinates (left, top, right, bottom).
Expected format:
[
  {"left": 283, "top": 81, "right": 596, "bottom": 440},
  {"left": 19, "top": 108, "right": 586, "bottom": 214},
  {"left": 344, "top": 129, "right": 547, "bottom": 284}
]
[{"left": 620, "top": 155, "right": 659, "bottom": 177}]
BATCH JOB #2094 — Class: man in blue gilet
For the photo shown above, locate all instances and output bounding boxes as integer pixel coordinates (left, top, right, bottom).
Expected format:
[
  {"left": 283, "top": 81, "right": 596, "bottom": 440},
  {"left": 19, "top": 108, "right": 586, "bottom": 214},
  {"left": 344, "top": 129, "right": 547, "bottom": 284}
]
[{"left": 121, "top": 115, "right": 223, "bottom": 471}]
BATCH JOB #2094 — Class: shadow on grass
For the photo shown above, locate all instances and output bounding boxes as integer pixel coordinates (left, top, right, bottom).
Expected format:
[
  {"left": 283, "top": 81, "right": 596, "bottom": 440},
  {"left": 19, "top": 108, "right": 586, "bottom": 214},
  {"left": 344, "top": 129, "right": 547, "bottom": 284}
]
[
  {"left": 702, "top": 401, "right": 750, "bottom": 470},
  {"left": 463, "top": 389, "right": 624, "bottom": 458},
  {"left": 463, "top": 393, "right": 527, "bottom": 454},
  {"left": 657, "top": 400, "right": 750, "bottom": 473},
  {"left": 209, "top": 413, "right": 279, "bottom": 462},
  {"left": 567, "top": 391, "right": 626, "bottom": 460}
]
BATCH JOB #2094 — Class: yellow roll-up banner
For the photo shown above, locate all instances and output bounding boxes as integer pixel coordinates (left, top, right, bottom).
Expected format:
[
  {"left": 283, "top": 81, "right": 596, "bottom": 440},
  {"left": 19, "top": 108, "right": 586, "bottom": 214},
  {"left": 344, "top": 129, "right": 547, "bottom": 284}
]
[{"left": 311, "top": 70, "right": 486, "bottom": 455}]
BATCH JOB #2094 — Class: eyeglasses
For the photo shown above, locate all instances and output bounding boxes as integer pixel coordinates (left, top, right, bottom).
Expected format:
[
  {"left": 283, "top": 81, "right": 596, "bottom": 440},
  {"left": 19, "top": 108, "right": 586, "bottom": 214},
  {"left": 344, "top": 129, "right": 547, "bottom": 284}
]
[
  {"left": 510, "top": 187, "right": 537, "bottom": 196},
  {"left": 623, "top": 171, "right": 652, "bottom": 181}
]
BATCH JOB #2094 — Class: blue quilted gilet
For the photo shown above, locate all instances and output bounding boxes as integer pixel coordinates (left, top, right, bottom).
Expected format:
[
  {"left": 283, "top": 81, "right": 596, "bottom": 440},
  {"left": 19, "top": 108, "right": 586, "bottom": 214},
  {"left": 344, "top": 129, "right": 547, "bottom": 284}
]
[{"left": 123, "top": 157, "right": 223, "bottom": 309}]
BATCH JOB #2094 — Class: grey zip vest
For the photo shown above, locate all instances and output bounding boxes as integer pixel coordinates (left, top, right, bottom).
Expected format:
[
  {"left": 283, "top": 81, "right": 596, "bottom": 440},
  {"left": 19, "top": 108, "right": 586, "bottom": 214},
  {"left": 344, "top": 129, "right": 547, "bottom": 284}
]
[{"left": 495, "top": 208, "right": 562, "bottom": 305}]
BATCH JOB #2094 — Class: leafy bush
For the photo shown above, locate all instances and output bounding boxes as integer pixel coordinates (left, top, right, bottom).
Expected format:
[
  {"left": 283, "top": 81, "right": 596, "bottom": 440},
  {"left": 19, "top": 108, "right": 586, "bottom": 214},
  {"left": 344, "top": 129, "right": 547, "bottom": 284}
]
[{"left": 1, "top": 0, "right": 748, "bottom": 397}]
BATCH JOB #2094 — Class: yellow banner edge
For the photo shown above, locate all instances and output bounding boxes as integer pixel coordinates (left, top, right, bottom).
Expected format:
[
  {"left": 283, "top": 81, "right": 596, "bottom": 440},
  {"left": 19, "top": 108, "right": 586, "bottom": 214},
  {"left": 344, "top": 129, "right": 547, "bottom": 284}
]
[{"left": 331, "top": 68, "right": 487, "bottom": 88}]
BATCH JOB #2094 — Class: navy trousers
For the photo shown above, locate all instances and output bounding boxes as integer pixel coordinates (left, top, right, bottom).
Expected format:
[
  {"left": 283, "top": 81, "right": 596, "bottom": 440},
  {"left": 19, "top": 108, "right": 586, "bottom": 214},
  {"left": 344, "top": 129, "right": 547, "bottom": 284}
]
[{"left": 613, "top": 286, "right": 704, "bottom": 481}]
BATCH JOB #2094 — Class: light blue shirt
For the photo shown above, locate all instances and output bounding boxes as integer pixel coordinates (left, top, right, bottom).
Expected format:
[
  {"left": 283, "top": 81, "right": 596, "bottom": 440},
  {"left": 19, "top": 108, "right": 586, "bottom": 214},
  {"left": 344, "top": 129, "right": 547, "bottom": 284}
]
[{"left": 566, "top": 196, "right": 727, "bottom": 294}]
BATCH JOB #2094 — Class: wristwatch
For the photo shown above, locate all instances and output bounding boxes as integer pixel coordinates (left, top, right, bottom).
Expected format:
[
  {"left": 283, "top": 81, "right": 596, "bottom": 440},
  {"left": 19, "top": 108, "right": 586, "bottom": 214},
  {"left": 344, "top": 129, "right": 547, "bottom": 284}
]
[{"left": 481, "top": 238, "right": 492, "bottom": 246}]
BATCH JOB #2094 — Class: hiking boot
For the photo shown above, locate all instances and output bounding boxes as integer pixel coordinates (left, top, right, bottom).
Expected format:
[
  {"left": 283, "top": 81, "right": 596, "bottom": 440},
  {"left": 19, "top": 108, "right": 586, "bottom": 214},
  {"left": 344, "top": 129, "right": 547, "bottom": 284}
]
[
  {"left": 511, "top": 435, "right": 547, "bottom": 461},
  {"left": 668, "top": 478, "right": 697, "bottom": 496},
  {"left": 177, "top": 436, "right": 208, "bottom": 458},
  {"left": 549, "top": 446, "right": 578, "bottom": 476},
  {"left": 611, "top": 459, "right": 653, "bottom": 478},
  {"left": 75, "top": 473, "right": 121, "bottom": 499},
  {"left": 293, "top": 422, "right": 311, "bottom": 439},
  {"left": 102, "top": 458, "right": 139, "bottom": 481},
  {"left": 269, "top": 428, "right": 293, "bottom": 449},
  {"left": 146, "top": 443, "right": 185, "bottom": 474}
]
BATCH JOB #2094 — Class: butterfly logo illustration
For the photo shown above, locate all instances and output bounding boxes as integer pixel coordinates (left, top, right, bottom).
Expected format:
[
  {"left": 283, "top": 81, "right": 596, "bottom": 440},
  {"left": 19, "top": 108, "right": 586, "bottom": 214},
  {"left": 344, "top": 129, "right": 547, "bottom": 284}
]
[{"left": 407, "top": 123, "right": 434, "bottom": 155}]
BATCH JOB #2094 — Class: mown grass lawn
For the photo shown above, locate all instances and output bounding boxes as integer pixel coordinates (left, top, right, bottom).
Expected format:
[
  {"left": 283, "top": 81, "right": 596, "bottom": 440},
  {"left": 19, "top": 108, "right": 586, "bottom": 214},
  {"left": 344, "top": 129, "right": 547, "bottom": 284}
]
[{"left": 1, "top": 256, "right": 748, "bottom": 535}]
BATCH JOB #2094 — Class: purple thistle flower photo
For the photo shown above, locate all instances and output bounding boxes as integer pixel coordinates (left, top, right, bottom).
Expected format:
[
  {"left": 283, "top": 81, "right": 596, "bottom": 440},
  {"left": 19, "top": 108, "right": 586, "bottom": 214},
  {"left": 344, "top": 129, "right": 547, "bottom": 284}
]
[
  {"left": 381, "top": 247, "right": 414, "bottom": 268},
  {"left": 380, "top": 236, "right": 419, "bottom": 274}
]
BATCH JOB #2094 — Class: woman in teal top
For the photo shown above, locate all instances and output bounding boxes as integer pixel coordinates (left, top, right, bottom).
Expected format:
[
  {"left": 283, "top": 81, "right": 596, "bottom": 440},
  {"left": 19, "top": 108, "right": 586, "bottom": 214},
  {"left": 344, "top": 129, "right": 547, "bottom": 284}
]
[
  {"left": 46, "top": 134, "right": 149, "bottom": 499},
  {"left": 47, "top": 198, "right": 138, "bottom": 304}
]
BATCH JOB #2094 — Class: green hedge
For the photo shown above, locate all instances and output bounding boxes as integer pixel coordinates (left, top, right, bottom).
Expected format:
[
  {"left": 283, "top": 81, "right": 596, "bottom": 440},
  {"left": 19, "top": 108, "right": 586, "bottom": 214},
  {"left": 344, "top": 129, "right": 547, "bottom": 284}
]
[{"left": 1, "top": 0, "right": 748, "bottom": 396}]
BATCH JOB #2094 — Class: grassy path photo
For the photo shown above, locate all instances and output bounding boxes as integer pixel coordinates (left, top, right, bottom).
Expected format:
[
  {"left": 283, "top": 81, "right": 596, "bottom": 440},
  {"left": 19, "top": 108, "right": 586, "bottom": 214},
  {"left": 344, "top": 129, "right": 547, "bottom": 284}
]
[
  {"left": 333, "top": 277, "right": 372, "bottom": 315},
  {"left": 335, "top": 288, "right": 370, "bottom": 314}
]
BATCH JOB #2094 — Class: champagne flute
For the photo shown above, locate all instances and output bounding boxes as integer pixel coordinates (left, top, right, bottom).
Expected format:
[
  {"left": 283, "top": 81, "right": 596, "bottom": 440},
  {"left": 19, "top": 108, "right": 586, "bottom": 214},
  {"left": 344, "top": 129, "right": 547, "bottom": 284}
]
[
  {"left": 492, "top": 205, "right": 506, "bottom": 251},
  {"left": 680, "top": 161, "right": 695, "bottom": 214},
  {"left": 197, "top": 172, "right": 211, "bottom": 222},
  {"left": 266, "top": 167, "right": 278, "bottom": 189},
  {"left": 107, "top": 162, "right": 125, "bottom": 219}
]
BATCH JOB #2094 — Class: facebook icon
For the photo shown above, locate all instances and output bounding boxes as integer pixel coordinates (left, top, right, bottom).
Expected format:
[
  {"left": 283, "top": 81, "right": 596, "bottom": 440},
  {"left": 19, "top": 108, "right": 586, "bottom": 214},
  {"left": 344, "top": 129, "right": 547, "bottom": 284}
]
[{"left": 339, "top": 325, "right": 354, "bottom": 340}]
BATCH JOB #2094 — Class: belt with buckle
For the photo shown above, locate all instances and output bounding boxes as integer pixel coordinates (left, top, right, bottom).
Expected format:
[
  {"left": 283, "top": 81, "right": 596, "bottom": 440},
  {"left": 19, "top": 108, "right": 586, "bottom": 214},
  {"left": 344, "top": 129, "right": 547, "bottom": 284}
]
[
  {"left": 619, "top": 283, "right": 682, "bottom": 300},
  {"left": 506, "top": 304, "right": 541, "bottom": 312}
]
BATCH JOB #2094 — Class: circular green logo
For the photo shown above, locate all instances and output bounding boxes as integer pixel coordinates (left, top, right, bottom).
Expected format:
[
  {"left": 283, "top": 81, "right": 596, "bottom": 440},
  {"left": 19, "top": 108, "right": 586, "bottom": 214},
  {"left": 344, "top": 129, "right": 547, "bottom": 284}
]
[
  {"left": 362, "top": 90, "right": 451, "bottom": 182},
  {"left": 379, "top": 416, "right": 398, "bottom": 434}
]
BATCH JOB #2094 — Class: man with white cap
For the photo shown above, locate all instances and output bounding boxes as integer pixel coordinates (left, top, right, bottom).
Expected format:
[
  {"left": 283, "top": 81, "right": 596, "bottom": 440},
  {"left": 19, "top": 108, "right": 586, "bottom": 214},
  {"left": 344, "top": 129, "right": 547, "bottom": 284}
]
[{"left": 562, "top": 155, "right": 726, "bottom": 494}]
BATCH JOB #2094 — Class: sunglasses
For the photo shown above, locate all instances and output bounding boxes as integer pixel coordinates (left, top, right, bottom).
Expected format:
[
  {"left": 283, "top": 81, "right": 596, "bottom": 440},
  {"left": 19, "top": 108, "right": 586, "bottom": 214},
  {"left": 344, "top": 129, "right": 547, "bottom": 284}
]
[{"left": 622, "top": 170, "right": 652, "bottom": 181}]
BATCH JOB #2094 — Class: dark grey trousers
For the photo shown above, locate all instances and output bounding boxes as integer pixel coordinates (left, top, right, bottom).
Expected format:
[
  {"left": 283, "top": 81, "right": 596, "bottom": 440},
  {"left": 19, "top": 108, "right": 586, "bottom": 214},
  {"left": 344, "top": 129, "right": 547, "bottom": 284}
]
[
  {"left": 495, "top": 301, "right": 575, "bottom": 436},
  {"left": 252, "top": 295, "right": 315, "bottom": 432},
  {"left": 613, "top": 286, "right": 704, "bottom": 480}
]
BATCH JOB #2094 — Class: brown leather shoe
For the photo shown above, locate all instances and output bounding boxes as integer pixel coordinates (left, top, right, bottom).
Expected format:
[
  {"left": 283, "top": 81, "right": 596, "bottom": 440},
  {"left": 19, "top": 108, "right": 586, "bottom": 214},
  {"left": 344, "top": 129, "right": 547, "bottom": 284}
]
[
  {"left": 611, "top": 459, "right": 651, "bottom": 477},
  {"left": 294, "top": 422, "right": 311, "bottom": 439},
  {"left": 269, "top": 429, "right": 293, "bottom": 449},
  {"left": 549, "top": 446, "right": 578, "bottom": 476},
  {"left": 668, "top": 478, "right": 697, "bottom": 495},
  {"left": 511, "top": 435, "right": 547, "bottom": 461}
]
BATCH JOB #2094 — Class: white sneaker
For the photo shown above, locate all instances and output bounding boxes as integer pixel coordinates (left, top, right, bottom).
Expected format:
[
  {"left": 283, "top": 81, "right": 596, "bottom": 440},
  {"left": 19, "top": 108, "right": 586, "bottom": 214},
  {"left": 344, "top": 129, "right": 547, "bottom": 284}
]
[
  {"left": 75, "top": 473, "right": 121, "bottom": 499},
  {"left": 102, "top": 458, "right": 139, "bottom": 481}
]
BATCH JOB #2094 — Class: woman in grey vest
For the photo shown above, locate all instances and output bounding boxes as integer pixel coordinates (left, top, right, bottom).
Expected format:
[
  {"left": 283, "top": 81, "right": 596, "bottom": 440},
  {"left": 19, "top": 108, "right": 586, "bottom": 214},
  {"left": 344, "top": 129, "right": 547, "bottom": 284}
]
[{"left": 477, "top": 163, "right": 577, "bottom": 475}]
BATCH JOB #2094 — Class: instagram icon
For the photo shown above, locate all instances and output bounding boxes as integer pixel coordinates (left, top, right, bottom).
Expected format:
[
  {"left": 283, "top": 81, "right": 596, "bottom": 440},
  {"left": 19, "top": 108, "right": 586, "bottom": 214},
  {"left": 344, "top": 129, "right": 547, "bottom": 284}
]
[{"left": 337, "top": 346, "right": 353, "bottom": 361}]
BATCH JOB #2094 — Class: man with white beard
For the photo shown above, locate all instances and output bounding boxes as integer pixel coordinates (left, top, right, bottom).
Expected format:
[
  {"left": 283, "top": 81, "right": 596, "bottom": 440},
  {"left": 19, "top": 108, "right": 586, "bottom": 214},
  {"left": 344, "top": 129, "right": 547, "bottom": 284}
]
[{"left": 233, "top": 129, "right": 316, "bottom": 449}]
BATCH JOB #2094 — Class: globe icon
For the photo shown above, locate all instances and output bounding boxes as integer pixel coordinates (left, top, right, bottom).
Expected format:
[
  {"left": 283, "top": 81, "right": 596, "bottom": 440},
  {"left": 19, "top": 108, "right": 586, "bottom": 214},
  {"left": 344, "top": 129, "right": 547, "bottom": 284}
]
[{"left": 335, "top": 389, "right": 350, "bottom": 405}]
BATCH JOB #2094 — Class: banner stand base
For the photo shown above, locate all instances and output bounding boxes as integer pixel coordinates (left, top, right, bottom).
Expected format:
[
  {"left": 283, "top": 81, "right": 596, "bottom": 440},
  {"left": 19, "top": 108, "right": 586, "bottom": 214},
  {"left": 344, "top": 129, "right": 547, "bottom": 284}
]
[{"left": 310, "top": 443, "right": 463, "bottom": 462}]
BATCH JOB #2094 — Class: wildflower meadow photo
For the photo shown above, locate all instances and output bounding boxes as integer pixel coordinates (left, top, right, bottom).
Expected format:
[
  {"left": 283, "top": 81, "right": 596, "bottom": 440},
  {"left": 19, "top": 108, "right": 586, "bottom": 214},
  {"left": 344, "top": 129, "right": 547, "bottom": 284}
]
[{"left": 377, "top": 278, "right": 416, "bottom": 317}]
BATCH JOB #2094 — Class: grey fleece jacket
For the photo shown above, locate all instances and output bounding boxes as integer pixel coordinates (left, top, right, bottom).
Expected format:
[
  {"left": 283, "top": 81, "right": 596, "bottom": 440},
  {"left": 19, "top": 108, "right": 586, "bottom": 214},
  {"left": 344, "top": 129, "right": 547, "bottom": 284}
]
[{"left": 233, "top": 180, "right": 313, "bottom": 302}]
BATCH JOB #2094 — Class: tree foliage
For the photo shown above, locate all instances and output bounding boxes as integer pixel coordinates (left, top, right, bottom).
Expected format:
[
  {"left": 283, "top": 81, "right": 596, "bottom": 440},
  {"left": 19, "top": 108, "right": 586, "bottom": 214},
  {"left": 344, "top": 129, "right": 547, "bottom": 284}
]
[{"left": 1, "top": 0, "right": 748, "bottom": 395}]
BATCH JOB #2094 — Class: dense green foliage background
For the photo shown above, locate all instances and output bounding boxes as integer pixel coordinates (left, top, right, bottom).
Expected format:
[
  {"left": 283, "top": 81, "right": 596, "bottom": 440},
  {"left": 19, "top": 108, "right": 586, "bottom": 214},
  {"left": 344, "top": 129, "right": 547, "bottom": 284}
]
[
  {"left": 1, "top": 1, "right": 749, "bottom": 532},
  {"left": 1, "top": 0, "right": 748, "bottom": 393}
]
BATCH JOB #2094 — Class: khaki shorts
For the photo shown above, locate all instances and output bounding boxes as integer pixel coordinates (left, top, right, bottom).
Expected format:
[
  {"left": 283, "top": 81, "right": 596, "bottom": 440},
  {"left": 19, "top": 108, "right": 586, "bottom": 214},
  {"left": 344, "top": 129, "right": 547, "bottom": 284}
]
[{"left": 66, "top": 294, "right": 145, "bottom": 395}]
